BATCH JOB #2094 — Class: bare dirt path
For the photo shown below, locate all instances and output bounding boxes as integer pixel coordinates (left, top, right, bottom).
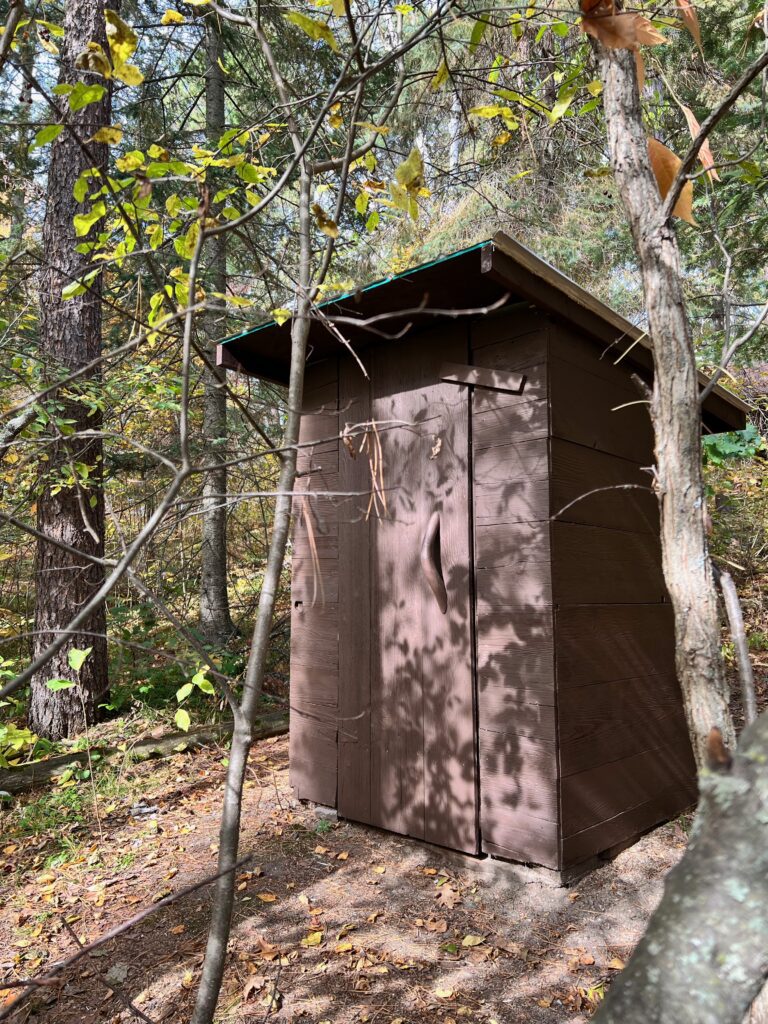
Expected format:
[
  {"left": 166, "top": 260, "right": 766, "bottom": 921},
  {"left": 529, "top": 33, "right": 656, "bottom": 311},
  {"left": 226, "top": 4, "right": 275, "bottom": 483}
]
[{"left": 0, "top": 734, "right": 688, "bottom": 1023}]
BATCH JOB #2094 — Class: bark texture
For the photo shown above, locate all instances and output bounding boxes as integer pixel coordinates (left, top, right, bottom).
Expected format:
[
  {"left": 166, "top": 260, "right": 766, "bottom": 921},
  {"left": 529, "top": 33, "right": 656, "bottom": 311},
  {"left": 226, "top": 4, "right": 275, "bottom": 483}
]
[
  {"left": 29, "top": 0, "right": 111, "bottom": 738},
  {"left": 594, "top": 42, "right": 734, "bottom": 767},
  {"left": 596, "top": 715, "right": 768, "bottom": 1024},
  {"left": 199, "top": 15, "right": 235, "bottom": 644}
]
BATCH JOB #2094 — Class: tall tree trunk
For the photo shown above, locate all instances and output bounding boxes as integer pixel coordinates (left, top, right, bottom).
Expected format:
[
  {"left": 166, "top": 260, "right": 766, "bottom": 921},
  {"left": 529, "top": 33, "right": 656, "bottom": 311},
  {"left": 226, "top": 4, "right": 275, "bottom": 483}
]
[
  {"left": 591, "top": 41, "right": 734, "bottom": 768},
  {"left": 199, "top": 14, "right": 235, "bottom": 644},
  {"left": 29, "top": 0, "right": 110, "bottom": 738}
]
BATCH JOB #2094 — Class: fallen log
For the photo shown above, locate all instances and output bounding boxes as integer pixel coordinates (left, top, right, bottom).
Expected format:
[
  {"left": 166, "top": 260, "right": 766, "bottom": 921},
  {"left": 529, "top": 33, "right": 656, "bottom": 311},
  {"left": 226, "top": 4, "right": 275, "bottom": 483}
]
[{"left": 0, "top": 710, "right": 289, "bottom": 797}]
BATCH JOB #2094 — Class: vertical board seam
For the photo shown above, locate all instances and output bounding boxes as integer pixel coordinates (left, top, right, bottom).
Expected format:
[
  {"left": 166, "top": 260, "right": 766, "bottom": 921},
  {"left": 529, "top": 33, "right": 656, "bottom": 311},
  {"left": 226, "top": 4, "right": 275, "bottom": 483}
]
[{"left": 467, "top": 316, "right": 482, "bottom": 854}]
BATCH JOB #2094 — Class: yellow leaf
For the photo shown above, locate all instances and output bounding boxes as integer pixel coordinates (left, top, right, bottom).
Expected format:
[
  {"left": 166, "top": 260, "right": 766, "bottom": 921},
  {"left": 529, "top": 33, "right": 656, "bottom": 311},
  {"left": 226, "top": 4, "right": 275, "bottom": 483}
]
[
  {"left": 608, "top": 957, "right": 626, "bottom": 970},
  {"left": 435, "top": 987, "right": 454, "bottom": 999},
  {"left": 105, "top": 9, "right": 138, "bottom": 64},
  {"left": 335, "top": 941, "right": 353, "bottom": 953},
  {"left": 161, "top": 9, "right": 185, "bottom": 24},
  {"left": 284, "top": 12, "right": 339, "bottom": 52},
  {"left": 257, "top": 892, "right": 277, "bottom": 903},
  {"left": 461, "top": 934, "right": 485, "bottom": 947},
  {"left": 36, "top": 24, "right": 59, "bottom": 54},
  {"left": 311, "top": 203, "right": 339, "bottom": 238},
  {"left": 301, "top": 930, "right": 324, "bottom": 947},
  {"left": 431, "top": 59, "right": 449, "bottom": 91},
  {"left": 648, "top": 137, "right": 696, "bottom": 224},
  {"left": 372, "top": 865, "right": 386, "bottom": 874},
  {"left": 337, "top": 851, "right": 349, "bottom": 860},
  {"left": 91, "top": 125, "right": 123, "bottom": 144},
  {"left": 113, "top": 62, "right": 144, "bottom": 86},
  {"left": 394, "top": 147, "right": 424, "bottom": 193}
]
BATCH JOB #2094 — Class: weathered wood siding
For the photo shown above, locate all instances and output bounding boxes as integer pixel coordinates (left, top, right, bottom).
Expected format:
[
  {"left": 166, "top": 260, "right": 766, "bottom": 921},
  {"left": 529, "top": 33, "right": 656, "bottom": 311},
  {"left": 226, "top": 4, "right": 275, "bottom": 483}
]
[
  {"left": 289, "top": 359, "right": 340, "bottom": 806},
  {"left": 470, "top": 308, "right": 559, "bottom": 868},
  {"left": 549, "top": 325, "right": 696, "bottom": 867}
]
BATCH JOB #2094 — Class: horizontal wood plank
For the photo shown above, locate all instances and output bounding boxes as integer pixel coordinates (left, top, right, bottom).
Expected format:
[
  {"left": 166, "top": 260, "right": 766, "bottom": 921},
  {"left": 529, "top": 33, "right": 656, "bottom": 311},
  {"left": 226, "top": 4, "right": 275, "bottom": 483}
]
[
  {"left": 550, "top": 439, "right": 658, "bottom": 534},
  {"left": 550, "top": 357, "right": 655, "bottom": 464},
  {"left": 561, "top": 781, "right": 696, "bottom": 866},
  {"left": 479, "top": 730, "right": 558, "bottom": 820},
  {"left": 472, "top": 398, "right": 549, "bottom": 450},
  {"left": 478, "top": 692, "right": 556, "bottom": 741},
  {"left": 469, "top": 306, "right": 543, "bottom": 351},
  {"left": 561, "top": 742, "right": 696, "bottom": 836},
  {"left": 555, "top": 605, "right": 676, "bottom": 688},
  {"left": 551, "top": 523, "right": 666, "bottom": 604},
  {"left": 560, "top": 709, "right": 691, "bottom": 777},
  {"left": 440, "top": 362, "right": 525, "bottom": 394},
  {"left": 475, "top": 521, "right": 550, "bottom": 569}
]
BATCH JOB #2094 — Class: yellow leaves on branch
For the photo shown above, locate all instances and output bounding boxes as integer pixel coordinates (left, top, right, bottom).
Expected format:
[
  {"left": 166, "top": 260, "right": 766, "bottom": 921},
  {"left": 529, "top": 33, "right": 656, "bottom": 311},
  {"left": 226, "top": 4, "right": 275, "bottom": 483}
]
[{"left": 648, "top": 138, "right": 695, "bottom": 224}]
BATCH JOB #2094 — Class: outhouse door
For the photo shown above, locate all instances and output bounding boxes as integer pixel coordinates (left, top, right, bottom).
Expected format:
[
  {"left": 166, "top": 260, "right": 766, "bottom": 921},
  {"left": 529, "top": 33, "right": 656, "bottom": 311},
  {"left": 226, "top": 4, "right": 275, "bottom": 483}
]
[{"left": 337, "top": 325, "right": 479, "bottom": 854}]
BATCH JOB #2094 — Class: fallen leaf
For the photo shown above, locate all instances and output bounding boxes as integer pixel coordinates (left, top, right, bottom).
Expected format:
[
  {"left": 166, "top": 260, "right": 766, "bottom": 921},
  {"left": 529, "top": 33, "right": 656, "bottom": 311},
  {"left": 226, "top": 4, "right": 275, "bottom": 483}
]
[
  {"left": 335, "top": 941, "right": 354, "bottom": 953},
  {"left": 337, "top": 851, "right": 349, "bottom": 860},
  {"left": 170, "top": 925, "right": 185, "bottom": 935},
  {"left": 300, "top": 930, "right": 324, "bottom": 947},
  {"left": 648, "top": 137, "right": 696, "bottom": 224},
  {"left": 462, "top": 934, "right": 485, "bottom": 947},
  {"left": 435, "top": 987, "right": 454, "bottom": 999},
  {"left": 314, "top": 845, "right": 328, "bottom": 855},
  {"left": 243, "top": 974, "right": 266, "bottom": 1000},
  {"left": 425, "top": 918, "right": 448, "bottom": 933},
  {"left": 367, "top": 911, "right": 382, "bottom": 923},
  {"left": 435, "top": 886, "right": 461, "bottom": 909},
  {"left": 608, "top": 956, "right": 626, "bottom": 970},
  {"left": 257, "top": 892, "right": 277, "bottom": 903},
  {"left": 372, "top": 865, "right": 386, "bottom": 875}
]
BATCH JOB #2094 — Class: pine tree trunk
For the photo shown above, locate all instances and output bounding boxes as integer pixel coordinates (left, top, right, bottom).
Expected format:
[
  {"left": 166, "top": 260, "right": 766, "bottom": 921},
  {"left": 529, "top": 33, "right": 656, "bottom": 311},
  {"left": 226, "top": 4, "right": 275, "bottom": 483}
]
[
  {"left": 29, "top": 0, "right": 110, "bottom": 739},
  {"left": 199, "top": 15, "right": 235, "bottom": 644}
]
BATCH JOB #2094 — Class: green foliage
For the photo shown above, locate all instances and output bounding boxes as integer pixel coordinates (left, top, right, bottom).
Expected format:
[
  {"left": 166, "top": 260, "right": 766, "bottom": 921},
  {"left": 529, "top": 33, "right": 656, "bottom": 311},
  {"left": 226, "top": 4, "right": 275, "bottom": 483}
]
[{"left": 702, "top": 424, "right": 766, "bottom": 466}]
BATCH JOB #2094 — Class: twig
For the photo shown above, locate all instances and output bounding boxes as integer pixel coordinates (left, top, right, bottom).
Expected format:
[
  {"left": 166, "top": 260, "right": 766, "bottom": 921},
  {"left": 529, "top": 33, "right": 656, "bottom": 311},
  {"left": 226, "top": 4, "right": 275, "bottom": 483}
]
[
  {"left": 717, "top": 568, "right": 758, "bottom": 727},
  {"left": 61, "top": 919, "right": 157, "bottom": 1024},
  {"left": 0, "top": 855, "right": 255, "bottom": 1021}
]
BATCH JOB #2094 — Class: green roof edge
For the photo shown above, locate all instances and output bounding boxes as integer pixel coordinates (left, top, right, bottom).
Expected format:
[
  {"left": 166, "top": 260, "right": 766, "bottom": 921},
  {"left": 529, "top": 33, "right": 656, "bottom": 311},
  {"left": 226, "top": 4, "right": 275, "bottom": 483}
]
[{"left": 218, "top": 238, "right": 492, "bottom": 348}]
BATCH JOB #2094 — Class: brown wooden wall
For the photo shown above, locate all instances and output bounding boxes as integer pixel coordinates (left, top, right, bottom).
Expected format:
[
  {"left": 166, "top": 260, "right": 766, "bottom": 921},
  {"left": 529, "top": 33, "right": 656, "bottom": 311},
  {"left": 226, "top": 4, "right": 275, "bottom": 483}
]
[
  {"left": 288, "top": 307, "right": 696, "bottom": 874},
  {"left": 289, "top": 359, "right": 340, "bottom": 807},
  {"left": 470, "top": 307, "right": 559, "bottom": 868},
  {"left": 548, "top": 324, "right": 697, "bottom": 868}
]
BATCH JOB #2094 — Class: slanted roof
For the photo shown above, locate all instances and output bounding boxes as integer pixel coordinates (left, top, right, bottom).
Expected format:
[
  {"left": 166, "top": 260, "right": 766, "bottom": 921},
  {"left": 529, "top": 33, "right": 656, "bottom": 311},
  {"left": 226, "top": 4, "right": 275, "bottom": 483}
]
[{"left": 218, "top": 231, "right": 749, "bottom": 432}]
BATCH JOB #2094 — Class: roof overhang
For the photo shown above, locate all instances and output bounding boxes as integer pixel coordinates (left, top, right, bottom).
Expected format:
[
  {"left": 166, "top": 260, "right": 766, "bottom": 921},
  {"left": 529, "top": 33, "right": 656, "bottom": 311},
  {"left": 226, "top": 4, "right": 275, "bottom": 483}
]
[{"left": 218, "top": 231, "right": 749, "bottom": 432}]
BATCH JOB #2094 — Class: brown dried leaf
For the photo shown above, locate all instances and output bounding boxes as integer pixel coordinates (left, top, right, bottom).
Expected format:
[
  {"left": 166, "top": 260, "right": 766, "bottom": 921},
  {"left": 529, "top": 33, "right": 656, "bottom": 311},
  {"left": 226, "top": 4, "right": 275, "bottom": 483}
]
[
  {"left": 435, "top": 885, "right": 461, "bottom": 909},
  {"left": 581, "top": 12, "right": 666, "bottom": 50},
  {"left": 635, "top": 49, "right": 645, "bottom": 92},
  {"left": 676, "top": 0, "right": 702, "bottom": 49},
  {"left": 681, "top": 105, "right": 720, "bottom": 182},
  {"left": 424, "top": 917, "right": 448, "bottom": 933},
  {"left": 648, "top": 138, "right": 696, "bottom": 224}
]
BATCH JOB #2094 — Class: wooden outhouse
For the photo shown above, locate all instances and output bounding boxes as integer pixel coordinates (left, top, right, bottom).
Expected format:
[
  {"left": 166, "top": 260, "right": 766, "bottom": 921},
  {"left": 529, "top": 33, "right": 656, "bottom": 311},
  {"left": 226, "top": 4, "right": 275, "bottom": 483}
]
[{"left": 219, "top": 233, "right": 748, "bottom": 875}]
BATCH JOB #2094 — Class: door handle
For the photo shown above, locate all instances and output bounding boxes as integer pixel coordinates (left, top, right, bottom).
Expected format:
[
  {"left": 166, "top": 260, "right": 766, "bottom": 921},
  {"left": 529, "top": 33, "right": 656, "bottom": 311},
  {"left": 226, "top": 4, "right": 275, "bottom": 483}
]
[{"left": 420, "top": 510, "right": 448, "bottom": 614}]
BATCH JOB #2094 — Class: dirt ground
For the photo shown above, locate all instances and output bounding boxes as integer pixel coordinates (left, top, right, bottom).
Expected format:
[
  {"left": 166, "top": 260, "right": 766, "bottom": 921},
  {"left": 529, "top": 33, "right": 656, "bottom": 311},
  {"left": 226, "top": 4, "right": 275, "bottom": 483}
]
[{"left": 0, "top": 733, "right": 691, "bottom": 1024}]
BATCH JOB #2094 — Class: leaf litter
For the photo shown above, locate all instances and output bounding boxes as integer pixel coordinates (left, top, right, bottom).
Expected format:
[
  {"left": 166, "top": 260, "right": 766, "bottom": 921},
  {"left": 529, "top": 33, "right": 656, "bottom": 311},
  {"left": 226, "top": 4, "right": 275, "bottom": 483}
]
[{"left": 0, "top": 733, "right": 695, "bottom": 1022}]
